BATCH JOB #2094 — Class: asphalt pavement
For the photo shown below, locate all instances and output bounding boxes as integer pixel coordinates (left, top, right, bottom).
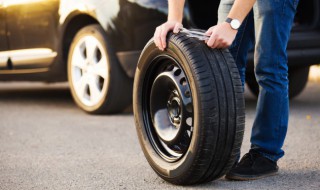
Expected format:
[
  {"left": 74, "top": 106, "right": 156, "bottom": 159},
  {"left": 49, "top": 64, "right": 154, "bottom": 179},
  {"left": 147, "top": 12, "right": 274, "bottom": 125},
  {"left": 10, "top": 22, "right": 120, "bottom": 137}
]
[{"left": 0, "top": 81, "right": 319, "bottom": 190}]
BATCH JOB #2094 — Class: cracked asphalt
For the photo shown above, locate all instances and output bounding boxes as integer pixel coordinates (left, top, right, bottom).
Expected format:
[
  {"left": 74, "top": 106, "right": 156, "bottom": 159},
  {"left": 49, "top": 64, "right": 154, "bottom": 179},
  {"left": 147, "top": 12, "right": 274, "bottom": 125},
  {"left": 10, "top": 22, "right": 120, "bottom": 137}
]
[{"left": 0, "top": 81, "right": 319, "bottom": 190}]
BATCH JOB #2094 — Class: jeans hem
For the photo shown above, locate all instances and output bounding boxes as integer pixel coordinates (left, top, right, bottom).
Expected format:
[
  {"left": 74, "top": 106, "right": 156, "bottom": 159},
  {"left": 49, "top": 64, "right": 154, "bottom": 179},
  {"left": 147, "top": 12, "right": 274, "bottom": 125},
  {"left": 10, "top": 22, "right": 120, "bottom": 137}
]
[{"left": 250, "top": 147, "right": 283, "bottom": 162}]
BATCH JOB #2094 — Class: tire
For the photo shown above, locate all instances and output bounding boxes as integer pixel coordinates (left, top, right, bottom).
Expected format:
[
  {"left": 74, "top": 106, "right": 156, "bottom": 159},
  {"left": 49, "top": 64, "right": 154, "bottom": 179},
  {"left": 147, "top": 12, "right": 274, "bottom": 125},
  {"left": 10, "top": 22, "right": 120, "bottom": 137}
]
[
  {"left": 246, "top": 66, "right": 309, "bottom": 99},
  {"left": 133, "top": 32, "right": 245, "bottom": 185},
  {"left": 68, "top": 24, "right": 132, "bottom": 114}
]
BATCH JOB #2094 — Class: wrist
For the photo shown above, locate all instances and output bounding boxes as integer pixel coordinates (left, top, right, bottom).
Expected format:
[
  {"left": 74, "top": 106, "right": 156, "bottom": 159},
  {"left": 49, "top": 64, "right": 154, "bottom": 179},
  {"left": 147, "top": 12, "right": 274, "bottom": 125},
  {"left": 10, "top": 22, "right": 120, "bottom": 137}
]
[
  {"left": 225, "top": 17, "right": 241, "bottom": 30},
  {"left": 167, "top": 14, "right": 182, "bottom": 23},
  {"left": 167, "top": 18, "right": 182, "bottom": 23}
]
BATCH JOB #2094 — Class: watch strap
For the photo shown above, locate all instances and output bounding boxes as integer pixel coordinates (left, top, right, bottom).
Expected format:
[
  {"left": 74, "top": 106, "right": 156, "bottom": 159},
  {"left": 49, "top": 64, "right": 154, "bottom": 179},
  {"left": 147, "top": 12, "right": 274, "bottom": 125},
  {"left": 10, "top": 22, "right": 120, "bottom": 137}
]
[{"left": 225, "top": 17, "right": 233, "bottom": 23}]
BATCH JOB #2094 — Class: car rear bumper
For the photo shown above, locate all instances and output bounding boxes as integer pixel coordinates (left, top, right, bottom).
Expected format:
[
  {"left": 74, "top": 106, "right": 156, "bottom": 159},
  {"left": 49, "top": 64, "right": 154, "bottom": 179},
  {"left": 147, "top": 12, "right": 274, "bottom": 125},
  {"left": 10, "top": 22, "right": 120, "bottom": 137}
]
[{"left": 246, "top": 47, "right": 320, "bottom": 72}]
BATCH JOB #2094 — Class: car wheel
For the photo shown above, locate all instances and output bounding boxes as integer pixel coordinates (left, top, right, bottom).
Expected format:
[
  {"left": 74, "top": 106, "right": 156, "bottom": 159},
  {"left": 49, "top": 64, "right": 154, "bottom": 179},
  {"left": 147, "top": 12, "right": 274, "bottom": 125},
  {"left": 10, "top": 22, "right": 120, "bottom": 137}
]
[
  {"left": 246, "top": 66, "right": 309, "bottom": 99},
  {"left": 68, "top": 24, "right": 132, "bottom": 114},
  {"left": 133, "top": 32, "right": 245, "bottom": 185}
]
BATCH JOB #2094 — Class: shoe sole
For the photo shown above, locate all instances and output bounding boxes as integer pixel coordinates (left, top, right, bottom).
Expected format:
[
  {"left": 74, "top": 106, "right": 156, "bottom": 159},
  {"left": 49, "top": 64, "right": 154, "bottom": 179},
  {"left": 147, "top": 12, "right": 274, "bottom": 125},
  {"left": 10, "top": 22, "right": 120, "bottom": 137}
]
[{"left": 225, "top": 171, "right": 278, "bottom": 181}]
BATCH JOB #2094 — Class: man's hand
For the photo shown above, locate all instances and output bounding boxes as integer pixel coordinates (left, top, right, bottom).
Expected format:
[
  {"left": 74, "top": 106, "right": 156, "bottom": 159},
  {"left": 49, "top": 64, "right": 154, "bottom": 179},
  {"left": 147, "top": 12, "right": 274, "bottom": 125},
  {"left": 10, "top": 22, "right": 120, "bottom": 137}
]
[
  {"left": 205, "top": 22, "right": 238, "bottom": 49},
  {"left": 154, "top": 21, "right": 183, "bottom": 51}
]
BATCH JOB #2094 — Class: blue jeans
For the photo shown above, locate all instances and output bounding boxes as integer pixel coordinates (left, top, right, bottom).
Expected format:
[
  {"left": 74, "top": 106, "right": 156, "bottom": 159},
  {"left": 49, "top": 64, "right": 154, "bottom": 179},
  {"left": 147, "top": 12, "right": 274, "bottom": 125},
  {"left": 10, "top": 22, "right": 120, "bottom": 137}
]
[{"left": 218, "top": 0, "right": 299, "bottom": 161}]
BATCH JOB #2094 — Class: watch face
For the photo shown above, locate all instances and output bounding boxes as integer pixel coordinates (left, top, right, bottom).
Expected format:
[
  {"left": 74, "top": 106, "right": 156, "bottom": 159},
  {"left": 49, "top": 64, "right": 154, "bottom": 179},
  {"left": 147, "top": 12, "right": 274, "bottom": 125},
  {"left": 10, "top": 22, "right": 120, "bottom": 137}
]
[{"left": 231, "top": 19, "right": 241, "bottom": 29}]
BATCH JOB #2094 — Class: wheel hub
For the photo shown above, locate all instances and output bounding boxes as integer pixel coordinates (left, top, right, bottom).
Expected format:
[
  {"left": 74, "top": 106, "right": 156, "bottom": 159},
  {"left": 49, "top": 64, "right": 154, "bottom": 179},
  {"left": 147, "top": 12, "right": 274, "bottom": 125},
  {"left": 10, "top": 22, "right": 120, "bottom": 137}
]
[
  {"left": 167, "top": 91, "right": 181, "bottom": 126},
  {"left": 87, "top": 65, "right": 94, "bottom": 74},
  {"left": 150, "top": 65, "right": 193, "bottom": 150}
]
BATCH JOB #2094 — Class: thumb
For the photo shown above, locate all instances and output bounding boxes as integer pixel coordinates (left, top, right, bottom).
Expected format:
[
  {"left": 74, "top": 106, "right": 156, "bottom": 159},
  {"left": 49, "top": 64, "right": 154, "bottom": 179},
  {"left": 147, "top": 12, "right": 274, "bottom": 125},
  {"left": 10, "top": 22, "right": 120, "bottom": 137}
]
[
  {"left": 173, "top": 23, "right": 183, "bottom": 33},
  {"left": 205, "top": 26, "right": 215, "bottom": 35}
]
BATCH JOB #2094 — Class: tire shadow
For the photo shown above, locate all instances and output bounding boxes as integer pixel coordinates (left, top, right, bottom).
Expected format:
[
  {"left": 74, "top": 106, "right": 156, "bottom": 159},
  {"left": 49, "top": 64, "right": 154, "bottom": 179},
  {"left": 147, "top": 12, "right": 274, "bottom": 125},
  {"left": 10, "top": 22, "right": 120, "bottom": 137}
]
[
  {"left": 0, "top": 82, "right": 134, "bottom": 115},
  {"left": 0, "top": 85, "right": 73, "bottom": 107}
]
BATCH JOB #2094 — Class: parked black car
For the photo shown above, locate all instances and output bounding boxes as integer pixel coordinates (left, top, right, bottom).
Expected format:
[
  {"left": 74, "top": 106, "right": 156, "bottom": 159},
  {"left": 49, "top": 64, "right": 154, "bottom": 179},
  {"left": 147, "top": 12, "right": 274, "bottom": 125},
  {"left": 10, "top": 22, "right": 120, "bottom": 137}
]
[
  {"left": 188, "top": 0, "right": 320, "bottom": 98},
  {"left": 0, "top": 0, "right": 169, "bottom": 114},
  {"left": 0, "top": 0, "right": 319, "bottom": 114}
]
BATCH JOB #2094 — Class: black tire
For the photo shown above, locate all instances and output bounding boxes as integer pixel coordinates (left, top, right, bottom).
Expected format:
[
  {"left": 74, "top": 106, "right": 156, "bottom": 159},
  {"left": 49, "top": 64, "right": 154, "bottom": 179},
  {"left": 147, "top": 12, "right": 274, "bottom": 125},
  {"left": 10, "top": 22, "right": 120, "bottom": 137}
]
[
  {"left": 246, "top": 66, "right": 309, "bottom": 99},
  {"left": 133, "top": 32, "right": 245, "bottom": 185},
  {"left": 68, "top": 24, "right": 132, "bottom": 114}
]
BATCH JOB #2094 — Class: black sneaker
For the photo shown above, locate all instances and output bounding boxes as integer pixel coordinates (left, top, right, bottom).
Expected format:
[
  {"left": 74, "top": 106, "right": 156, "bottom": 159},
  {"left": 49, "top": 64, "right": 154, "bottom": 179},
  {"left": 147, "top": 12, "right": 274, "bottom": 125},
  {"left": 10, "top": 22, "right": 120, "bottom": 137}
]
[{"left": 225, "top": 150, "right": 279, "bottom": 181}]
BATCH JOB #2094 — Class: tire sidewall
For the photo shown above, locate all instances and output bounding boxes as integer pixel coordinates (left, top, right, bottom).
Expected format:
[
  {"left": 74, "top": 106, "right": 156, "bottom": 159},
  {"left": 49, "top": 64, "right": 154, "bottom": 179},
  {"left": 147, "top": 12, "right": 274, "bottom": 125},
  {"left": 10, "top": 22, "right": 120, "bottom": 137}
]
[{"left": 133, "top": 39, "right": 203, "bottom": 180}]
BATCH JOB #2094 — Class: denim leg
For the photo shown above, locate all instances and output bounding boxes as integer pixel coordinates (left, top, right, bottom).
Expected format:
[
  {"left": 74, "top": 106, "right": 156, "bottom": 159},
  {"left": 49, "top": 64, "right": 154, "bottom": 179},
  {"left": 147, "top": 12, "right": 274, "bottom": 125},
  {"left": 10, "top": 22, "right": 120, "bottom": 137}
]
[{"left": 250, "top": 0, "right": 299, "bottom": 161}]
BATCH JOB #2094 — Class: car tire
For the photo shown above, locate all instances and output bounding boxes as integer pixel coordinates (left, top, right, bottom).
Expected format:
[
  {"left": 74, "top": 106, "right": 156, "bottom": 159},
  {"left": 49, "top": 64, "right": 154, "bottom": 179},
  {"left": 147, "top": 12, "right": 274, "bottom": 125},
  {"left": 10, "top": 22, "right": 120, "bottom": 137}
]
[
  {"left": 68, "top": 24, "right": 132, "bottom": 114},
  {"left": 133, "top": 32, "right": 245, "bottom": 185},
  {"left": 246, "top": 66, "right": 309, "bottom": 99}
]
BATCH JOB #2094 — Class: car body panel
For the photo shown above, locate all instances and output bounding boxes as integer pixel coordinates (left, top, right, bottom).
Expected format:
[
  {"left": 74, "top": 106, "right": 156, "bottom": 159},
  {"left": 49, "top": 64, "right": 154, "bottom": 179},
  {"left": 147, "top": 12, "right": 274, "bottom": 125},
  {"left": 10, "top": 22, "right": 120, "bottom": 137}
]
[
  {"left": 3, "top": 0, "right": 59, "bottom": 69},
  {"left": 0, "top": 0, "right": 9, "bottom": 68},
  {"left": 0, "top": 0, "right": 168, "bottom": 79},
  {"left": 0, "top": 0, "right": 319, "bottom": 81}
]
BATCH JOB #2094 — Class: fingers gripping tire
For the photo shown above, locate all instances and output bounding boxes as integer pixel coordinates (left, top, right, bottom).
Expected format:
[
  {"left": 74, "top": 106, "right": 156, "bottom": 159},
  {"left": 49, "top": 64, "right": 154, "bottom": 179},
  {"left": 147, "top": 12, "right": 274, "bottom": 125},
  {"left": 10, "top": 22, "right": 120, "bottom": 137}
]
[
  {"left": 133, "top": 32, "right": 245, "bottom": 185},
  {"left": 68, "top": 24, "right": 132, "bottom": 114}
]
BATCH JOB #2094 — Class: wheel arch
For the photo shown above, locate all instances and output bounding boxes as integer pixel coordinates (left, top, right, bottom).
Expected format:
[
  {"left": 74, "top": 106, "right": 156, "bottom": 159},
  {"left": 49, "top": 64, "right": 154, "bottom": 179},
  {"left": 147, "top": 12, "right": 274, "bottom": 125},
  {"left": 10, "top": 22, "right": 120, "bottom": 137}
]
[{"left": 60, "top": 13, "right": 100, "bottom": 70}]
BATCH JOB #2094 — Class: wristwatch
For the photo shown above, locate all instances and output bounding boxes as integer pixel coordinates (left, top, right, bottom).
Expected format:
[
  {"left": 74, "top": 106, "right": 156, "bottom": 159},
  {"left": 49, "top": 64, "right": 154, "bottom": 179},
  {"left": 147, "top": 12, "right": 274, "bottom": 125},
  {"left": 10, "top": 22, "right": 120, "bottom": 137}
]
[{"left": 225, "top": 18, "right": 241, "bottom": 30}]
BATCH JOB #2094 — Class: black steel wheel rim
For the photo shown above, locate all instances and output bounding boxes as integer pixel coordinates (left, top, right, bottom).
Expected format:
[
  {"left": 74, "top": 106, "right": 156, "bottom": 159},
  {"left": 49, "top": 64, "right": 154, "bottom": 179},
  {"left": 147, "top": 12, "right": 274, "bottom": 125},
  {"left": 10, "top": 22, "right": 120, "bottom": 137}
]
[{"left": 142, "top": 55, "right": 194, "bottom": 162}]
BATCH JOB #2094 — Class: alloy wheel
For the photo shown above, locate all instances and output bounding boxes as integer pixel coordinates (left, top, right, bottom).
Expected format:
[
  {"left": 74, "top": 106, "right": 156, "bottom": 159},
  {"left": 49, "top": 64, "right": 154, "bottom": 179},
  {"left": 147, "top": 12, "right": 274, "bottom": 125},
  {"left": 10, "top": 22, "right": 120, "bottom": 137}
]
[{"left": 70, "top": 35, "right": 109, "bottom": 107}]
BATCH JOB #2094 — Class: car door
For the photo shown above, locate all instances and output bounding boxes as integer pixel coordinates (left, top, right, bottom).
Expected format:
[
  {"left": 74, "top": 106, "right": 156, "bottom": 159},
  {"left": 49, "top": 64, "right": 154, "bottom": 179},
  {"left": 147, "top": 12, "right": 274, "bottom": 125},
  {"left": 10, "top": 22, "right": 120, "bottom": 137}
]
[
  {"left": 3, "top": 0, "right": 59, "bottom": 69},
  {"left": 0, "top": 0, "right": 9, "bottom": 69}
]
